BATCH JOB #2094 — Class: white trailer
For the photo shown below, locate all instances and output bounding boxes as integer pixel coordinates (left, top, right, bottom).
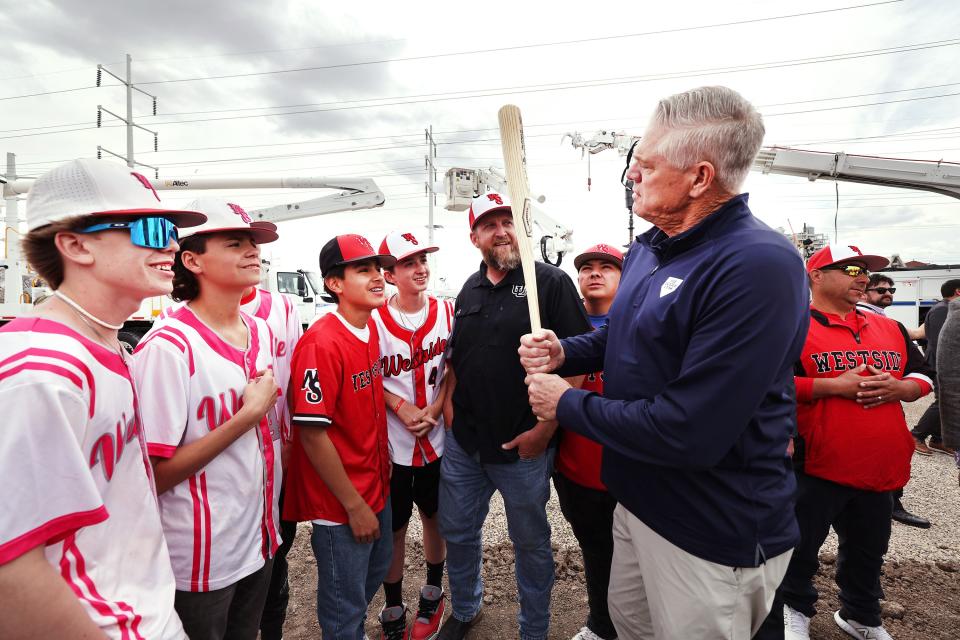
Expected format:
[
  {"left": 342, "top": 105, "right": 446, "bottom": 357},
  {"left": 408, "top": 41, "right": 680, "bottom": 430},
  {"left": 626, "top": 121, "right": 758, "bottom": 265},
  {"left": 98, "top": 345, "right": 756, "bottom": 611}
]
[{"left": 876, "top": 265, "right": 960, "bottom": 330}]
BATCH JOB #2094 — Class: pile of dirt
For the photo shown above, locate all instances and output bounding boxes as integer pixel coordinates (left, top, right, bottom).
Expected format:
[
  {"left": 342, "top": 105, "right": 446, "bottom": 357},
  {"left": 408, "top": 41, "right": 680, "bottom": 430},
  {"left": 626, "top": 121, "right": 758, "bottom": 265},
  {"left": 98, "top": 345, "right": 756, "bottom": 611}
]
[{"left": 279, "top": 529, "right": 960, "bottom": 639}]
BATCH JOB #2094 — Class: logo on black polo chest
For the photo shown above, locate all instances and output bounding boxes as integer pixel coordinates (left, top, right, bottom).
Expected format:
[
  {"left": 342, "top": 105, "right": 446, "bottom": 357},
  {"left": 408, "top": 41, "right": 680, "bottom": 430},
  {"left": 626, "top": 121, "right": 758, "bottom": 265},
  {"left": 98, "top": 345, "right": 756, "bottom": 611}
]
[{"left": 512, "top": 285, "right": 526, "bottom": 298}]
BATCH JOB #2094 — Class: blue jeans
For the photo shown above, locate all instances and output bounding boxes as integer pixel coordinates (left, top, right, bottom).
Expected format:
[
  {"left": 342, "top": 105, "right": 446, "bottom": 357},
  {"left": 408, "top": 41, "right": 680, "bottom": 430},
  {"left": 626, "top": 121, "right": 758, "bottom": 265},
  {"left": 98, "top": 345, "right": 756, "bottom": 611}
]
[
  {"left": 438, "top": 432, "right": 555, "bottom": 640},
  {"left": 310, "top": 502, "right": 393, "bottom": 640}
]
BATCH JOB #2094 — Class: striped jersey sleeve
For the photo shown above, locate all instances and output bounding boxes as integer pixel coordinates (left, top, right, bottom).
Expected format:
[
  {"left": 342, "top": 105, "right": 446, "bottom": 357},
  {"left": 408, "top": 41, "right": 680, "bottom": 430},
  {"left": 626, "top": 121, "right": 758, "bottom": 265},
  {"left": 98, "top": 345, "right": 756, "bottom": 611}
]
[{"left": 290, "top": 336, "right": 337, "bottom": 428}]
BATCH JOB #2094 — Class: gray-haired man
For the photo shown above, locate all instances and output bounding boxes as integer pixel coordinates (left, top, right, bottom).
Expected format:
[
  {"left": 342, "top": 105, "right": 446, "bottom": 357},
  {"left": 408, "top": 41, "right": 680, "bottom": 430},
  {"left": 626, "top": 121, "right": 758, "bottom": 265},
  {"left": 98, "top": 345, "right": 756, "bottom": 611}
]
[{"left": 520, "top": 86, "right": 809, "bottom": 639}]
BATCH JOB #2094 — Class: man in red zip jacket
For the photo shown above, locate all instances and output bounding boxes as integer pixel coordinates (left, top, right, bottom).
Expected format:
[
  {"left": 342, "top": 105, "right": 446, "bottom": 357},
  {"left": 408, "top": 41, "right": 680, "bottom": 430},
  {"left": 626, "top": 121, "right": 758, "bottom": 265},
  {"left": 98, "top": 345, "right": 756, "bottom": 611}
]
[{"left": 776, "top": 245, "right": 934, "bottom": 640}]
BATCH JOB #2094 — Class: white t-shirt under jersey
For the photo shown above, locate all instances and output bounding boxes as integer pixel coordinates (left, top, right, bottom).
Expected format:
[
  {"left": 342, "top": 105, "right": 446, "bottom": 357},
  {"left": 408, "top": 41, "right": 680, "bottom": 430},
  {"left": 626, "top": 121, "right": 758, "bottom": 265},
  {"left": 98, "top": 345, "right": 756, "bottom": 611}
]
[
  {"left": 0, "top": 317, "right": 185, "bottom": 639},
  {"left": 133, "top": 305, "right": 281, "bottom": 592}
]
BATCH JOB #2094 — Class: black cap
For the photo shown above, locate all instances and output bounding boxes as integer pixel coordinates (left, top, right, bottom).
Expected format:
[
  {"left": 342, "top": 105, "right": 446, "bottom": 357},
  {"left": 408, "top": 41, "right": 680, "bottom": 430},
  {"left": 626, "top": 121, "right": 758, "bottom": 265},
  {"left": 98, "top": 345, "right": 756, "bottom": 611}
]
[{"left": 319, "top": 234, "right": 396, "bottom": 277}]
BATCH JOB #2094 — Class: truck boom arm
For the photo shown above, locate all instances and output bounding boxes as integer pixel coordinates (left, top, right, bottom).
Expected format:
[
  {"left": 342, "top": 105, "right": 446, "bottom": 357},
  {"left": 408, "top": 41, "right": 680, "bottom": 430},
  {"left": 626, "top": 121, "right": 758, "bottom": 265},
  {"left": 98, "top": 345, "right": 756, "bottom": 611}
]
[{"left": 564, "top": 131, "right": 960, "bottom": 200}]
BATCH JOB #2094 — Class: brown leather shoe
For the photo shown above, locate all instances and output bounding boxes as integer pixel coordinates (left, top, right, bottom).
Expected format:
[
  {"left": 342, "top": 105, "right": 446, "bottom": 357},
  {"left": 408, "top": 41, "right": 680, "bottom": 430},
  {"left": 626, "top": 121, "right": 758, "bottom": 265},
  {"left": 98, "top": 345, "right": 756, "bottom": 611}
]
[
  {"left": 914, "top": 438, "right": 933, "bottom": 456},
  {"left": 928, "top": 441, "right": 957, "bottom": 456}
]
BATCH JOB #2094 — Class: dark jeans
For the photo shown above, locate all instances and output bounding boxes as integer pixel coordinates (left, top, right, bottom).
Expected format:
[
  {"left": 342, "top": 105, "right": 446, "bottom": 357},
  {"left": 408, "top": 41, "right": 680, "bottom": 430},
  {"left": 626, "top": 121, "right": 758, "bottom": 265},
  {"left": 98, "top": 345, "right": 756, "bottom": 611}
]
[
  {"left": 553, "top": 472, "right": 617, "bottom": 640},
  {"left": 260, "top": 483, "right": 297, "bottom": 640},
  {"left": 175, "top": 557, "right": 274, "bottom": 640},
  {"left": 761, "top": 473, "right": 892, "bottom": 636},
  {"left": 911, "top": 391, "right": 943, "bottom": 444}
]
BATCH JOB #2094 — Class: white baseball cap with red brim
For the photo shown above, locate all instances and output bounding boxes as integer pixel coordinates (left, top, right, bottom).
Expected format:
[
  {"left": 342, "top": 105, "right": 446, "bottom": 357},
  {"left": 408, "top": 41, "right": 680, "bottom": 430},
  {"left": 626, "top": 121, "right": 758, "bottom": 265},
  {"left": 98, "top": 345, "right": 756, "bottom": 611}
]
[
  {"left": 379, "top": 230, "right": 439, "bottom": 263},
  {"left": 25, "top": 158, "right": 207, "bottom": 231},
  {"left": 468, "top": 191, "right": 512, "bottom": 229},
  {"left": 806, "top": 245, "right": 889, "bottom": 273},
  {"left": 178, "top": 197, "right": 279, "bottom": 244}
]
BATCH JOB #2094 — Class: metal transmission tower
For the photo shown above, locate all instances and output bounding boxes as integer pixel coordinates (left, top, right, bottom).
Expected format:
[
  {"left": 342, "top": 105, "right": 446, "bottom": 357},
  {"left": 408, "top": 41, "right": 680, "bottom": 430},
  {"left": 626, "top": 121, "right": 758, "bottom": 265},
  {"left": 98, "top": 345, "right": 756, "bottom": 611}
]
[{"left": 96, "top": 54, "right": 159, "bottom": 177}]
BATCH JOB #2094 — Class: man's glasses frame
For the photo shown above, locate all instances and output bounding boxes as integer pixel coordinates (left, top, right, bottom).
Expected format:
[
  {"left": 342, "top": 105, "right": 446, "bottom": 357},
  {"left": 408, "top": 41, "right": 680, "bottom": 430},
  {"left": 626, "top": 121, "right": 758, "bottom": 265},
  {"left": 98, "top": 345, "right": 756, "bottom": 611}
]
[{"left": 866, "top": 287, "right": 896, "bottom": 294}]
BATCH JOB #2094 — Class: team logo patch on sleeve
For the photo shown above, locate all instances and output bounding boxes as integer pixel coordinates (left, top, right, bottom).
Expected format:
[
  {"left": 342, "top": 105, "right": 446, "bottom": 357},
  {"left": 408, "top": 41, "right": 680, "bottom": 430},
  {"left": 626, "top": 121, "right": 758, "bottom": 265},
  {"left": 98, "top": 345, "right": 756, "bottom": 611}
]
[{"left": 301, "top": 368, "right": 323, "bottom": 404}]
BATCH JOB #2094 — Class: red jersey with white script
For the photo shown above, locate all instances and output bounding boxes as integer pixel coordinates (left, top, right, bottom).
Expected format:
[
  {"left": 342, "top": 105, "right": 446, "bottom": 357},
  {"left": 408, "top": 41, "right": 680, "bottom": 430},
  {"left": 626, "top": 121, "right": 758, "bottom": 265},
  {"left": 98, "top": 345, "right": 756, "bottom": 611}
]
[
  {"left": 283, "top": 313, "right": 391, "bottom": 523},
  {"left": 132, "top": 306, "right": 280, "bottom": 592},
  {"left": 373, "top": 297, "right": 453, "bottom": 466},
  {"left": 0, "top": 318, "right": 185, "bottom": 639},
  {"left": 794, "top": 307, "right": 933, "bottom": 491}
]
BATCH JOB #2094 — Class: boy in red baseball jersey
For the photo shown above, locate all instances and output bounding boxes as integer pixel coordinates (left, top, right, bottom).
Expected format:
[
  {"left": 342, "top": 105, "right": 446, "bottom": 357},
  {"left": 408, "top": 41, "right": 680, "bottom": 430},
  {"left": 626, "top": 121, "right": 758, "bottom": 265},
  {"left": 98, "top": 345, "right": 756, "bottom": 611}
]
[
  {"left": 284, "top": 234, "right": 396, "bottom": 639},
  {"left": 555, "top": 244, "right": 623, "bottom": 640}
]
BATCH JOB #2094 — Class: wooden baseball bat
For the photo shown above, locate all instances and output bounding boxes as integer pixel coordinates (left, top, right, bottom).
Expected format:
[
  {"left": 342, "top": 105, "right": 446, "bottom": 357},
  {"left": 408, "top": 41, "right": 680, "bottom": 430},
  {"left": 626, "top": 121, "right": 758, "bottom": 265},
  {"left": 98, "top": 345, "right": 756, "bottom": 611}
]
[{"left": 498, "top": 104, "right": 542, "bottom": 332}]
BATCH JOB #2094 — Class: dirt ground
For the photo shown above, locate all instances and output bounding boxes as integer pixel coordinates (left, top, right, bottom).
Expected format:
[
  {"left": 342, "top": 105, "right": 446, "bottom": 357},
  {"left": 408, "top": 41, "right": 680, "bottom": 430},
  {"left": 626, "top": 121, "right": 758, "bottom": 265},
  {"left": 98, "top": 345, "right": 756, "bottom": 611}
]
[{"left": 279, "top": 519, "right": 960, "bottom": 640}]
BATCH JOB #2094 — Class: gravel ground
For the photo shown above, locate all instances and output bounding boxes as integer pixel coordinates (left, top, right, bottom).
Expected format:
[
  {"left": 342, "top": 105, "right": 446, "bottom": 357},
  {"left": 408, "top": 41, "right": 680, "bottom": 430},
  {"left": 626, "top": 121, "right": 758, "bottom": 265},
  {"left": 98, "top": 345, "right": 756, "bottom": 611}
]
[
  {"left": 408, "top": 396, "right": 960, "bottom": 561},
  {"left": 279, "top": 395, "right": 960, "bottom": 639}
]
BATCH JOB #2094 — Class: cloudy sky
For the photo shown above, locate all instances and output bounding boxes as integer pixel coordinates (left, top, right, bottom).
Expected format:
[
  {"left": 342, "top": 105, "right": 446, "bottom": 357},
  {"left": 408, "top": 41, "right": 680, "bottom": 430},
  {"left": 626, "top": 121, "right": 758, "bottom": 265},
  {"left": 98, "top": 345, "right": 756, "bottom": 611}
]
[{"left": 2, "top": 0, "right": 959, "bottom": 289}]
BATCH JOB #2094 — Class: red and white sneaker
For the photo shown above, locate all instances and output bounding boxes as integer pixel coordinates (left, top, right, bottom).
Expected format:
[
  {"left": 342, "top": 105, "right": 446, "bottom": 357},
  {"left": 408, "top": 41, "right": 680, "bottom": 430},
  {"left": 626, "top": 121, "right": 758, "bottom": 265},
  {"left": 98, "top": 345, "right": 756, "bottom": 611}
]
[{"left": 410, "top": 585, "right": 445, "bottom": 640}]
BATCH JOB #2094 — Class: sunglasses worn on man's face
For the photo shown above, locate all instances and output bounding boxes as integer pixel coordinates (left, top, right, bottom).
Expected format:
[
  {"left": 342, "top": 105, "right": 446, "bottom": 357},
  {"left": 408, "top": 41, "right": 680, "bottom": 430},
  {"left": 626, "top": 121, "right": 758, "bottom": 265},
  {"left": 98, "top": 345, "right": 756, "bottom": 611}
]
[
  {"left": 821, "top": 264, "right": 869, "bottom": 278},
  {"left": 867, "top": 287, "right": 896, "bottom": 294},
  {"left": 78, "top": 216, "right": 178, "bottom": 250}
]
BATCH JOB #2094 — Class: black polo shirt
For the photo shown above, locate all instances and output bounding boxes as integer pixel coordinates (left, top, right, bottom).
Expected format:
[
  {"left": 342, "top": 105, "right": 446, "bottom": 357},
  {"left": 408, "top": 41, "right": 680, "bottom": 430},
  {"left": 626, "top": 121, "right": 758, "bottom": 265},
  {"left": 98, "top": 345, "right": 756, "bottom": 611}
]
[{"left": 448, "top": 260, "right": 591, "bottom": 463}]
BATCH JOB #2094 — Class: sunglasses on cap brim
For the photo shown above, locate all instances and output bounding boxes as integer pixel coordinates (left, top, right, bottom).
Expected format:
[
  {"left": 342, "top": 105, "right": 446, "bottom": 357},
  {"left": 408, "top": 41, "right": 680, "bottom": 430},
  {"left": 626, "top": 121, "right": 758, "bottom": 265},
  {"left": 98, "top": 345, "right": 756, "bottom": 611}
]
[
  {"left": 78, "top": 216, "right": 178, "bottom": 250},
  {"left": 820, "top": 264, "right": 869, "bottom": 278}
]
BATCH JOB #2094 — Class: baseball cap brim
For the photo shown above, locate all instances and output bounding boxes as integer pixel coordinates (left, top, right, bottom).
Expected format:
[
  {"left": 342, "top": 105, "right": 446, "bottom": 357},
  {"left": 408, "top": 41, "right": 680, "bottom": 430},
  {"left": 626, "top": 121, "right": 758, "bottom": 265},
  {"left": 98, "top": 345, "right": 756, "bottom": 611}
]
[
  {"left": 471, "top": 205, "right": 512, "bottom": 229},
  {"left": 574, "top": 251, "right": 623, "bottom": 271},
  {"left": 818, "top": 254, "right": 889, "bottom": 272},
  {"left": 394, "top": 245, "right": 439, "bottom": 263},
  {"left": 343, "top": 252, "right": 397, "bottom": 269},
  {"left": 180, "top": 221, "right": 279, "bottom": 244},
  {"left": 81, "top": 207, "right": 208, "bottom": 228}
]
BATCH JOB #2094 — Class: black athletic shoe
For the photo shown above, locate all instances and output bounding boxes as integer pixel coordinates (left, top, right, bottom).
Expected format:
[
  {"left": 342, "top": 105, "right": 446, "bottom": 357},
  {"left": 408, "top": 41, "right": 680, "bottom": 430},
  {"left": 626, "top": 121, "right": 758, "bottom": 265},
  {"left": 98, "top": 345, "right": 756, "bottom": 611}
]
[{"left": 436, "top": 607, "right": 482, "bottom": 640}]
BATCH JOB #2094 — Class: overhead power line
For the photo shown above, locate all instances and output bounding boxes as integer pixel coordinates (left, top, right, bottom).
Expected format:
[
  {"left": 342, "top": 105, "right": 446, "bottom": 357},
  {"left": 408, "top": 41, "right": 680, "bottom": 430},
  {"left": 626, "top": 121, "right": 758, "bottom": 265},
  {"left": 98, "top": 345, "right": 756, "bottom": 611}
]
[{"left": 0, "top": 1, "right": 903, "bottom": 101}]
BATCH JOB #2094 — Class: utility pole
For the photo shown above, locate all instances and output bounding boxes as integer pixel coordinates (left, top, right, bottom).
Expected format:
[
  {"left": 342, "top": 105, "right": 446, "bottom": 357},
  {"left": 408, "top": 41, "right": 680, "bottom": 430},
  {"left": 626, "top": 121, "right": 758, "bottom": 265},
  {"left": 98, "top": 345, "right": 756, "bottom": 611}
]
[
  {"left": 1, "top": 153, "right": 22, "bottom": 305},
  {"left": 96, "top": 54, "right": 159, "bottom": 177},
  {"left": 425, "top": 126, "right": 438, "bottom": 246}
]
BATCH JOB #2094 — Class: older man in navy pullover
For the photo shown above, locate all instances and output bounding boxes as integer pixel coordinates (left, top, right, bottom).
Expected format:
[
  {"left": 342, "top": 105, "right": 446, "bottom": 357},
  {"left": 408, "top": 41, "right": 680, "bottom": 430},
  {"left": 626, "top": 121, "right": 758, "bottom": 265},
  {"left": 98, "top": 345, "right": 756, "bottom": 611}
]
[{"left": 520, "top": 86, "right": 809, "bottom": 640}]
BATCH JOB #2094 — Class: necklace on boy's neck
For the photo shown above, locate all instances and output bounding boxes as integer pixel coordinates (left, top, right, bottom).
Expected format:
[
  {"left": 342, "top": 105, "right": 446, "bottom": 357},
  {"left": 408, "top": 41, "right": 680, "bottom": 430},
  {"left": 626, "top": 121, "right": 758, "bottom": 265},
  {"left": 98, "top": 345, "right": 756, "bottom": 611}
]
[
  {"left": 54, "top": 291, "right": 126, "bottom": 358},
  {"left": 390, "top": 294, "right": 427, "bottom": 331}
]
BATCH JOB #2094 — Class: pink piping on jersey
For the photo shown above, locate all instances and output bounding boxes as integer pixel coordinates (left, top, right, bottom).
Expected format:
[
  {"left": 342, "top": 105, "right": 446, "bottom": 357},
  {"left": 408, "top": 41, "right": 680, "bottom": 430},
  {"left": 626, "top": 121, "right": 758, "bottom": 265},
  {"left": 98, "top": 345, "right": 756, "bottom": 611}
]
[
  {"left": 169, "top": 305, "right": 246, "bottom": 370},
  {"left": 0, "top": 348, "right": 98, "bottom": 417},
  {"left": 58, "top": 534, "right": 144, "bottom": 639},
  {"left": 68, "top": 536, "right": 145, "bottom": 639},
  {"left": 254, "top": 290, "right": 273, "bottom": 321},
  {"left": 0, "top": 506, "right": 107, "bottom": 565},
  {"left": 136, "top": 326, "right": 196, "bottom": 377},
  {"left": 1, "top": 318, "right": 129, "bottom": 379},
  {"left": 246, "top": 321, "right": 281, "bottom": 557},
  {"left": 188, "top": 475, "right": 203, "bottom": 591},
  {"left": 200, "top": 472, "right": 213, "bottom": 592},
  {"left": 147, "top": 443, "right": 177, "bottom": 459}
]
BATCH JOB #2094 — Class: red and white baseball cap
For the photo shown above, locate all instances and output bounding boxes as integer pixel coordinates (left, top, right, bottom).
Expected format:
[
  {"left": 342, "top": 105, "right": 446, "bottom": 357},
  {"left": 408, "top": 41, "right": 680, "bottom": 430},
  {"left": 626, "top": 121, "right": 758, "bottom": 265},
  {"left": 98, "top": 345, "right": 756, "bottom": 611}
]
[
  {"left": 574, "top": 243, "right": 625, "bottom": 271},
  {"left": 319, "top": 234, "right": 397, "bottom": 276},
  {"left": 806, "top": 245, "right": 889, "bottom": 273},
  {"left": 178, "top": 197, "right": 279, "bottom": 244},
  {"left": 379, "top": 230, "right": 439, "bottom": 263},
  {"left": 25, "top": 158, "right": 207, "bottom": 231},
  {"left": 468, "top": 191, "right": 512, "bottom": 229}
]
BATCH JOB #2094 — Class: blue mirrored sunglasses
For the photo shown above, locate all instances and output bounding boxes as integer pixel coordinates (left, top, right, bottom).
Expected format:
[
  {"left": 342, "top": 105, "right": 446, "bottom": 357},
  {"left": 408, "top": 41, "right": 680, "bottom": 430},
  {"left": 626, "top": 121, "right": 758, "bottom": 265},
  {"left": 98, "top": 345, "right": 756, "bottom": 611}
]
[{"left": 78, "top": 216, "right": 178, "bottom": 250}]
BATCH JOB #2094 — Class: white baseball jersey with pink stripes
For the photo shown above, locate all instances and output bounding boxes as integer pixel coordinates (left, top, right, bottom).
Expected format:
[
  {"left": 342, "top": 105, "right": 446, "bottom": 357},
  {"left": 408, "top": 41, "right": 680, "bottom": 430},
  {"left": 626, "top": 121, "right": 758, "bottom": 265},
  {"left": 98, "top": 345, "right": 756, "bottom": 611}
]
[
  {"left": 240, "top": 288, "right": 302, "bottom": 443},
  {"left": 0, "top": 318, "right": 185, "bottom": 639},
  {"left": 132, "top": 305, "right": 281, "bottom": 592},
  {"left": 373, "top": 297, "right": 453, "bottom": 466}
]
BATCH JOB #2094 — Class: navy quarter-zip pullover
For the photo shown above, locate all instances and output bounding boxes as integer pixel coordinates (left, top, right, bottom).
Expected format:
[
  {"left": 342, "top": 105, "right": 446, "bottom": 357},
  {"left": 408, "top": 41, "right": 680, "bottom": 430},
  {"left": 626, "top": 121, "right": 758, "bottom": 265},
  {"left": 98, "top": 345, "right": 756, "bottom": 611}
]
[{"left": 556, "top": 194, "right": 810, "bottom": 567}]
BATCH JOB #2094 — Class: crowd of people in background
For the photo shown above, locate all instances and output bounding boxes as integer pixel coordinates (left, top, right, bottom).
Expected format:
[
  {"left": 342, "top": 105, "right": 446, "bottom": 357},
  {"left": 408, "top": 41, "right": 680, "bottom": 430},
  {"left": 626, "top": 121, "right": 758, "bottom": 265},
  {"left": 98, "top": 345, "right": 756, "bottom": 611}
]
[{"left": 1, "top": 85, "right": 958, "bottom": 640}]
